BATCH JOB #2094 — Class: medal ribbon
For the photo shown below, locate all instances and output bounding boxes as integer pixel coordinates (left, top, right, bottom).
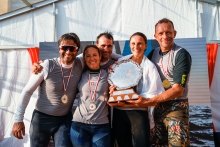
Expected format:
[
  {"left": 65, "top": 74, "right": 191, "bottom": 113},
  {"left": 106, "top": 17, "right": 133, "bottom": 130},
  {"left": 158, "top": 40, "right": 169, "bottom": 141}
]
[
  {"left": 88, "top": 70, "right": 102, "bottom": 102},
  {"left": 59, "top": 61, "right": 74, "bottom": 93},
  {"left": 159, "top": 50, "right": 172, "bottom": 77}
]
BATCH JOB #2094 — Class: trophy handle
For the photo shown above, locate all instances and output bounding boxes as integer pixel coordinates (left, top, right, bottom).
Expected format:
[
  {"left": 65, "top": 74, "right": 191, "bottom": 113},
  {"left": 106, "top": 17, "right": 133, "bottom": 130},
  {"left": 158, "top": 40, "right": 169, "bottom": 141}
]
[{"left": 108, "top": 88, "right": 138, "bottom": 102}]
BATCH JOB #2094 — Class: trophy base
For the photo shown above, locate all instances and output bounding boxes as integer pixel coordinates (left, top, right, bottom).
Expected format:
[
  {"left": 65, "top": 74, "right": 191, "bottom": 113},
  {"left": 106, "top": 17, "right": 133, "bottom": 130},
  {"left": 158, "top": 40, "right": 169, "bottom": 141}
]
[{"left": 108, "top": 88, "right": 138, "bottom": 102}]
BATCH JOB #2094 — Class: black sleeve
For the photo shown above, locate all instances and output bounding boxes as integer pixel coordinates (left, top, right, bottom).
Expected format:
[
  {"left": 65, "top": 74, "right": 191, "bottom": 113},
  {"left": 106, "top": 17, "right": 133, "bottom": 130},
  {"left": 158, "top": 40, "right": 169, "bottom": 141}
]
[
  {"left": 147, "top": 49, "right": 155, "bottom": 60},
  {"left": 173, "top": 49, "right": 192, "bottom": 87}
]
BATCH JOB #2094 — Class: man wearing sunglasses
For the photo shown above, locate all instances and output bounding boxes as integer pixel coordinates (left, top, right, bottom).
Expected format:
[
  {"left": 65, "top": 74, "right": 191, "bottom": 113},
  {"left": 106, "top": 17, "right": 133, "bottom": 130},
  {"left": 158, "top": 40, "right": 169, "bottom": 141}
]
[
  {"left": 17, "top": 31, "right": 120, "bottom": 147},
  {"left": 12, "top": 33, "right": 83, "bottom": 147},
  {"left": 32, "top": 31, "right": 120, "bottom": 73}
]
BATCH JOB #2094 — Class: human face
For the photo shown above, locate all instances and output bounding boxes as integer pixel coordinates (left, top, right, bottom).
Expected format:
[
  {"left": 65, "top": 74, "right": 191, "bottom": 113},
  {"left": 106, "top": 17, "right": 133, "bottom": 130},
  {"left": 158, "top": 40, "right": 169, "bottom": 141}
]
[
  {"left": 130, "top": 35, "right": 147, "bottom": 58},
  {"left": 154, "top": 22, "right": 177, "bottom": 52},
  {"left": 84, "top": 47, "right": 101, "bottom": 70},
  {"left": 59, "top": 39, "right": 78, "bottom": 65},
  {"left": 96, "top": 36, "right": 113, "bottom": 62}
]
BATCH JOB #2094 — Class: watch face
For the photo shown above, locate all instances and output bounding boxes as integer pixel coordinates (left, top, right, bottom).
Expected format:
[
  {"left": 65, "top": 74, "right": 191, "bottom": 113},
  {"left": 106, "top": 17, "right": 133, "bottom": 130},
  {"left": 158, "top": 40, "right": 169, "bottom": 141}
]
[{"left": 108, "top": 59, "right": 142, "bottom": 90}]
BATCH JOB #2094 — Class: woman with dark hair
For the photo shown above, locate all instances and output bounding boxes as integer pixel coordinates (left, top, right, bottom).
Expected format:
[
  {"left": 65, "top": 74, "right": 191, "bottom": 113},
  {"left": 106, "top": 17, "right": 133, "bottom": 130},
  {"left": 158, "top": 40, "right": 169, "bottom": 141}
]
[
  {"left": 109, "top": 32, "right": 164, "bottom": 147},
  {"left": 70, "top": 45, "right": 111, "bottom": 147}
]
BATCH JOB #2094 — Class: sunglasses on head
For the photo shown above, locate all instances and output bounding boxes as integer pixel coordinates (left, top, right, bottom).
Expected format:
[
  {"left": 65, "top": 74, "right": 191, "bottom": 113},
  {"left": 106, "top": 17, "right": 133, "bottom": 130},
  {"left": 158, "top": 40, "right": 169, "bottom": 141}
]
[{"left": 59, "top": 45, "right": 78, "bottom": 52}]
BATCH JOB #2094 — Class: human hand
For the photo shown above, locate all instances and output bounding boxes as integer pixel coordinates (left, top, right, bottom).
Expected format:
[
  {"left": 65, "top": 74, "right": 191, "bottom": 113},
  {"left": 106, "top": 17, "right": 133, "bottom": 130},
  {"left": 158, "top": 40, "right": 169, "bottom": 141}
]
[
  {"left": 12, "top": 122, "right": 25, "bottom": 139},
  {"left": 32, "top": 60, "right": 43, "bottom": 74},
  {"left": 126, "top": 95, "right": 157, "bottom": 107},
  {"left": 109, "top": 85, "right": 117, "bottom": 96},
  {"left": 107, "top": 62, "right": 118, "bottom": 74},
  {"left": 108, "top": 65, "right": 114, "bottom": 74}
]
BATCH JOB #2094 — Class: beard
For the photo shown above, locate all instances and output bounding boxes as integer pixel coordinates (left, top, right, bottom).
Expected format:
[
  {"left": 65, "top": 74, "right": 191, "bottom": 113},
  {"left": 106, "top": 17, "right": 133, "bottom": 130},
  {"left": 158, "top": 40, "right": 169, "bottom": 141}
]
[{"left": 61, "top": 54, "right": 75, "bottom": 65}]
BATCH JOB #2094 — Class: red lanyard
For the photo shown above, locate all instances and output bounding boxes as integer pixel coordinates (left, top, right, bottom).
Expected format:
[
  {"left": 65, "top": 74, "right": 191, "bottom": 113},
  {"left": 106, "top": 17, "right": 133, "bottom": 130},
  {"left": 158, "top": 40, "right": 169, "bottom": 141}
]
[
  {"left": 159, "top": 50, "right": 172, "bottom": 77},
  {"left": 59, "top": 61, "right": 73, "bottom": 93},
  {"left": 88, "top": 70, "right": 102, "bottom": 102}
]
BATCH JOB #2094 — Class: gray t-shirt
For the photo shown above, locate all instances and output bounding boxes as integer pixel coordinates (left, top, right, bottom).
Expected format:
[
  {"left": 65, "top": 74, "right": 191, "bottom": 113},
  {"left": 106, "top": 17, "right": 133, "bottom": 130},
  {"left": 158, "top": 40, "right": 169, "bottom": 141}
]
[
  {"left": 14, "top": 57, "right": 83, "bottom": 122},
  {"left": 72, "top": 69, "right": 109, "bottom": 124}
]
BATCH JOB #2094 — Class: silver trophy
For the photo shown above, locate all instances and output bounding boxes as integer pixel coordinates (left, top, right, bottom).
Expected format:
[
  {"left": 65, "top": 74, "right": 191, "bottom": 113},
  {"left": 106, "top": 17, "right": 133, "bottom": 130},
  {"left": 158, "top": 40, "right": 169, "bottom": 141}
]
[{"left": 108, "top": 59, "right": 142, "bottom": 102}]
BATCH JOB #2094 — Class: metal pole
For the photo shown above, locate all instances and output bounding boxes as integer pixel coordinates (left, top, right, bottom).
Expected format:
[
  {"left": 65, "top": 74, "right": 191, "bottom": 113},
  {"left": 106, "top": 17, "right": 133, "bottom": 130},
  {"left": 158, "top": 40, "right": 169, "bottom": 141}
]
[
  {"left": 195, "top": 0, "right": 199, "bottom": 37},
  {"left": 53, "top": 3, "right": 56, "bottom": 41}
]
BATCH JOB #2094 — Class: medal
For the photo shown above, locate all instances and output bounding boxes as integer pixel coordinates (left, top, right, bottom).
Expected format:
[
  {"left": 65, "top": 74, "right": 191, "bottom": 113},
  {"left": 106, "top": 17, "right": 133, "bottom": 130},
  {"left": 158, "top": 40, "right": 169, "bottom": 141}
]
[
  {"left": 88, "top": 70, "right": 102, "bottom": 111},
  {"left": 59, "top": 59, "right": 73, "bottom": 104},
  {"left": 61, "top": 94, "right": 68, "bottom": 104},
  {"left": 162, "top": 79, "right": 171, "bottom": 89},
  {"left": 89, "top": 102, "right": 97, "bottom": 111}
]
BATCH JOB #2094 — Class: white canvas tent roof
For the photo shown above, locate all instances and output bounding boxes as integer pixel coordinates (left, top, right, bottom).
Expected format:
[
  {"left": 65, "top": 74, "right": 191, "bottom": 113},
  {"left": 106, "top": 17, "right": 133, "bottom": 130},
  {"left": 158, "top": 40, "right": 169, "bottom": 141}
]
[
  {"left": 0, "top": 1, "right": 219, "bottom": 146},
  {"left": 0, "top": 0, "right": 220, "bottom": 47}
]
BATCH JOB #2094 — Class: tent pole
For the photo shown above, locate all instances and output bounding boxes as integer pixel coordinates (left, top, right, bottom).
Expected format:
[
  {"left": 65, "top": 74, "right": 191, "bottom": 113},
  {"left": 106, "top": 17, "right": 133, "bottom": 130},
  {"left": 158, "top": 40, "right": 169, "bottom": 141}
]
[
  {"left": 53, "top": 3, "right": 56, "bottom": 42},
  {"left": 195, "top": 0, "right": 199, "bottom": 38}
]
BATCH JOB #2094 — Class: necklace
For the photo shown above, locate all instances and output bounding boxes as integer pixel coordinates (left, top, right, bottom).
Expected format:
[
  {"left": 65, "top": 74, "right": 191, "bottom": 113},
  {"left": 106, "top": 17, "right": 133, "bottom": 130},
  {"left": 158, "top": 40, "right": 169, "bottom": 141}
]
[
  {"left": 88, "top": 70, "right": 102, "bottom": 111},
  {"left": 159, "top": 50, "right": 172, "bottom": 89},
  {"left": 59, "top": 60, "right": 73, "bottom": 104}
]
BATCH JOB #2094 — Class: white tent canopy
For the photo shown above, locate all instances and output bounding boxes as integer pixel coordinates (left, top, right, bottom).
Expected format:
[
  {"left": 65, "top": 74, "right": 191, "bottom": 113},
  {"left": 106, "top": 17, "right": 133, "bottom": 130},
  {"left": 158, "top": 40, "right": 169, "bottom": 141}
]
[
  {"left": 0, "top": 0, "right": 219, "bottom": 146},
  {"left": 0, "top": 0, "right": 220, "bottom": 46}
]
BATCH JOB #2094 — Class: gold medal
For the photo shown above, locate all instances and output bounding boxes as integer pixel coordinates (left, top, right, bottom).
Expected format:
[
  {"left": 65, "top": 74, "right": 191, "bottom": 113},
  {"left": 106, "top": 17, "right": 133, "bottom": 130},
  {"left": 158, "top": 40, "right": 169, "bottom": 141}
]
[
  {"left": 89, "top": 102, "right": 96, "bottom": 111},
  {"left": 59, "top": 60, "right": 73, "bottom": 105},
  {"left": 162, "top": 79, "right": 171, "bottom": 89},
  {"left": 61, "top": 94, "right": 68, "bottom": 104}
]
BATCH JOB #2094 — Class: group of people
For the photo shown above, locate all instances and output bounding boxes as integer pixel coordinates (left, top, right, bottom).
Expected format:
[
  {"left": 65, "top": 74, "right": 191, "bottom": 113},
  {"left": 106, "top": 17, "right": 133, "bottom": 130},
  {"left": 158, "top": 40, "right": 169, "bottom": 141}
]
[{"left": 12, "top": 18, "right": 192, "bottom": 147}]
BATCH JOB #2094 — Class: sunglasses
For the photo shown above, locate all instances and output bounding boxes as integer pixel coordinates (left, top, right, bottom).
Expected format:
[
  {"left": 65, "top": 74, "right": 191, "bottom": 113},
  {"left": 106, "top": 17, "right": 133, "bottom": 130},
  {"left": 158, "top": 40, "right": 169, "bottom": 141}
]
[{"left": 59, "top": 45, "right": 79, "bottom": 52}]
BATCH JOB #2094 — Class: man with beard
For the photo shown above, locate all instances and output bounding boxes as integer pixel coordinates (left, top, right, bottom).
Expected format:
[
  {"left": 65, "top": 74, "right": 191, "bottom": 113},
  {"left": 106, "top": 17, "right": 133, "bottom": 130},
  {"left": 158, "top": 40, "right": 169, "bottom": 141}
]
[
  {"left": 12, "top": 33, "right": 83, "bottom": 147},
  {"left": 31, "top": 31, "right": 120, "bottom": 147}
]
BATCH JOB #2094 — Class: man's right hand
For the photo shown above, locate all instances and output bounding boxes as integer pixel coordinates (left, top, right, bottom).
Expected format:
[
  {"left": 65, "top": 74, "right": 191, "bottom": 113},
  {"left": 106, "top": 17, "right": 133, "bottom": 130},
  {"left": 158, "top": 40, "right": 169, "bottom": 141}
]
[
  {"left": 12, "top": 122, "right": 25, "bottom": 139},
  {"left": 32, "top": 60, "right": 43, "bottom": 74}
]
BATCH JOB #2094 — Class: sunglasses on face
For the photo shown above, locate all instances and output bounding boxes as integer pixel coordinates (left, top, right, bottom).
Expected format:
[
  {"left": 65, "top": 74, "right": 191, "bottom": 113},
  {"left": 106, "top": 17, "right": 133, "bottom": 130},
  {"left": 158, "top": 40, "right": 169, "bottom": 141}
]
[{"left": 59, "top": 45, "right": 79, "bottom": 52}]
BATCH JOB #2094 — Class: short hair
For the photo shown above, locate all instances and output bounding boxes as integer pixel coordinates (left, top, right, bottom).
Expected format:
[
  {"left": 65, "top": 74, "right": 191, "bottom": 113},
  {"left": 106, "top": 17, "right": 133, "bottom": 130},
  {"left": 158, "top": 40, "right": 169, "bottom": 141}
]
[
  {"left": 155, "top": 18, "right": 175, "bottom": 32},
  {"left": 83, "top": 44, "right": 101, "bottom": 59},
  {"left": 130, "top": 32, "right": 148, "bottom": 44},
  {"left": 96, "top": 31, "right": 114, "bottom": 44},
  {"left": 58, "top": 33, "right": 81, "bottom": 48}
]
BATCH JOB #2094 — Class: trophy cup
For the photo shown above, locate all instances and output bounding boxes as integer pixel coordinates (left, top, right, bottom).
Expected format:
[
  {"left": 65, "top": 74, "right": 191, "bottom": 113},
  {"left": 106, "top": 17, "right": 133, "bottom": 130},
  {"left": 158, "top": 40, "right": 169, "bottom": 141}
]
[{"left": 108, "top": 59, "right": 142, "bottom": 102}]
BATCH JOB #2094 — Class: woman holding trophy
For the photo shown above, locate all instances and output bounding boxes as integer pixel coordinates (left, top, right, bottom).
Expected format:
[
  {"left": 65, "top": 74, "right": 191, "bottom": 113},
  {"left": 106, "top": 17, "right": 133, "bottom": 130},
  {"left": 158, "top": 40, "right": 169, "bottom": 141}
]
[{"left": 109, "top": 32, "right": 164, "bottom": 147}]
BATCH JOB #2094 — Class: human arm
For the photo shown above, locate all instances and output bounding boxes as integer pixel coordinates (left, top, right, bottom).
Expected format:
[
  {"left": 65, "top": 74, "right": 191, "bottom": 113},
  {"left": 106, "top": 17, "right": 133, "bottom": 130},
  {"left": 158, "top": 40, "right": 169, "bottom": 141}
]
[
  {"left": 110, "top": 52, "right": 122, "bottom": 61},
  {"left": 76, "top": 53, "right": 85, "bottom": 68},
  {"left": 107, "top": 98, "right": 146, "bottom": 108},
  {"left": 129, "top": 49, "right": 192, "bottom": 104},
  {"left": 12, "top": 73, "right": 44, "bottom": 139},
  {"left": 126, "top": 58, "right": 165, "bottom": 106},
  {"left": 132, "top": 83, "right": 184, "bottom": 105},
  {"left": 12, "top": 61, "right": 47, "bottom": 139}
]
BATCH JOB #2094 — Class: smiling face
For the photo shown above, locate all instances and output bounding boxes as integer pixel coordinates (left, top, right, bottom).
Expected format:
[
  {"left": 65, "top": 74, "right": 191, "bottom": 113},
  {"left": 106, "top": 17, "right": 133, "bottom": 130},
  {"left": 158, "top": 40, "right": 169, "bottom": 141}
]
[
  {"left": 130, "top": 35, "right": 147, "bottom": 58},
  {"left": 154, "top": 22, "right": 177, "bottom": 52},
  {"left": 96, "top": 36, "right": 113, "bottom": 62},
  {"left": 59, "top": 39, "right": 78, "bottom": 65},
  {"left": 84, "top": 46, "right": 101, "bottom": 70}
]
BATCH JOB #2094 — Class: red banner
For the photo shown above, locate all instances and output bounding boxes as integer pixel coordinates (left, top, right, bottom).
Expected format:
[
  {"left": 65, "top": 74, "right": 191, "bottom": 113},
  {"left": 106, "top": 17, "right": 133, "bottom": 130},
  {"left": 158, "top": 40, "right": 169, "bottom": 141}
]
[{"left": 27, "top": 47, "right": 39, "bottom": 65}]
